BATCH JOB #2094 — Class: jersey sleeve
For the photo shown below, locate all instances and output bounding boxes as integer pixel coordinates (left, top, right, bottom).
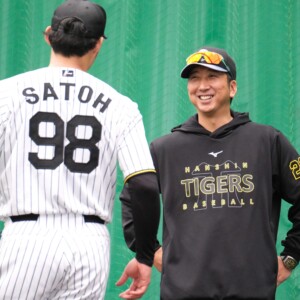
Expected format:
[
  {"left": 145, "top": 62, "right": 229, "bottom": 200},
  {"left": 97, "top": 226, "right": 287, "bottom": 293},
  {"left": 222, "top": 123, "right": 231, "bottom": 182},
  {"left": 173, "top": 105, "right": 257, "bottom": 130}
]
[
  {"left": 117, "top": 100, "right": 155, "bottom": 182},
  {"left": 274, "top": 131, "right": 300, "bottom": 261}
]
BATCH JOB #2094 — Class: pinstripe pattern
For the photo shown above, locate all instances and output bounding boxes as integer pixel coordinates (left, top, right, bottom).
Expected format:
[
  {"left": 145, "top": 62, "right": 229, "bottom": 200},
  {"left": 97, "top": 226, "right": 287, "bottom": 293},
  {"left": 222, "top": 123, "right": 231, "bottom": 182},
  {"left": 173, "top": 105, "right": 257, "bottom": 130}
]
[
  {"left": 0, "top": 67, "right": 155, "bottom": 298},
  {"left": 0, "top": 67, "right": 155, "bottom": 221},
  {"left": 0, "top": 215, "right": 110, "bottom": 299}
]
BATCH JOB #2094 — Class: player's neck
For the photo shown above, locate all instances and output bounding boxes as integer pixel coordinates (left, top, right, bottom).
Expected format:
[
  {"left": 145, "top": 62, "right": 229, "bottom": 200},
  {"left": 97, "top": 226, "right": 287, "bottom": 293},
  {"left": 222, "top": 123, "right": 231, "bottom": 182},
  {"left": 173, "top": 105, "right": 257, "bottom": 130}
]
[
  {"left": 48, "top": 51, "right": 93, "bottom": 71},
  {"left": 198, "top": 110, "right": 233, "bottom": 132}
]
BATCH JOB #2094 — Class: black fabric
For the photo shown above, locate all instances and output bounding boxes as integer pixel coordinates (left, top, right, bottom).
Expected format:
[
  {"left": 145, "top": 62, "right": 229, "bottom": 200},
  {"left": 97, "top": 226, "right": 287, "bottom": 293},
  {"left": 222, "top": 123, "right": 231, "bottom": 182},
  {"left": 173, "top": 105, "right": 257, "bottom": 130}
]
[
  {"left": 83, "top": 215, "right": 105, "bottom": 224},
  {"left": 10, "top": 214, "right": 39, "bottom": 222},
  {"left": 123, "top": 172, "right": 160, "bottom": 266},
  {"left": 10, "top": 214, "right": 105, "bottom": 224},
  {"left": 120, "top": 185, "right": 161, "bottom": 252}
]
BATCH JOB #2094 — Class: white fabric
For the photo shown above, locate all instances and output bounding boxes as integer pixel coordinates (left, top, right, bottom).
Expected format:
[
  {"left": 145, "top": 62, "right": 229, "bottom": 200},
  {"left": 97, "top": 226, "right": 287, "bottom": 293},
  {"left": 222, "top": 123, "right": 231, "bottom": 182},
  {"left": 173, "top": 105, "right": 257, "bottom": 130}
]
[
  {"left": 0, "top": 215, "right": 110, "bottom": 299},
  {"left": 0, "top": 67, "right": 155, "bottom": 222}
]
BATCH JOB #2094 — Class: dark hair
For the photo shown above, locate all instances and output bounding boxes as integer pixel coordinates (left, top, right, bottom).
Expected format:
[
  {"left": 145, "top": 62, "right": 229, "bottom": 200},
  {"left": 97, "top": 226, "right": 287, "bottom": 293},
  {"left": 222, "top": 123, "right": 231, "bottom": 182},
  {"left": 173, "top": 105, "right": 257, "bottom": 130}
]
[
  {"left": 46, "top": 17, "right": 99, "bottom": 57},
  {"left": 227, "top": 74, "right": 235, "bottom": 103}
]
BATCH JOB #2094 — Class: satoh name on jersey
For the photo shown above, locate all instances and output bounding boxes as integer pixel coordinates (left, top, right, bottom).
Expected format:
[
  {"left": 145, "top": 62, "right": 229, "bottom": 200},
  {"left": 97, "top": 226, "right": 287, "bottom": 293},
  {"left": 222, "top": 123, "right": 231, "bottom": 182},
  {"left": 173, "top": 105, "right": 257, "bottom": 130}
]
[{"left": 22, "top": 82, "right": 111, "bottom": 113}]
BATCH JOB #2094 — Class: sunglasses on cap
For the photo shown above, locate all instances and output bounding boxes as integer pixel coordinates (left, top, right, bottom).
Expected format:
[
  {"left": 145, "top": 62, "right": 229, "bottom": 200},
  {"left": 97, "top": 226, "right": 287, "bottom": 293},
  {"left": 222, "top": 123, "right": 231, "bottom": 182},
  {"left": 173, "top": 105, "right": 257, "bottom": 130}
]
[{"left": 186, "top": 50, "right": 232, "bottom": 77}]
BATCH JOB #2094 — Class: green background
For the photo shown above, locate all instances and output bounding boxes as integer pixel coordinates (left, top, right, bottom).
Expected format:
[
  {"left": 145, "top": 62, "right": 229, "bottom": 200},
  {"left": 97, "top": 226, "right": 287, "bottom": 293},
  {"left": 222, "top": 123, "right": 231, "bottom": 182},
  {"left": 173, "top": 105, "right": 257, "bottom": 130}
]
[{"left": 0, "top": 0, "right": 300, "bottom": 299}]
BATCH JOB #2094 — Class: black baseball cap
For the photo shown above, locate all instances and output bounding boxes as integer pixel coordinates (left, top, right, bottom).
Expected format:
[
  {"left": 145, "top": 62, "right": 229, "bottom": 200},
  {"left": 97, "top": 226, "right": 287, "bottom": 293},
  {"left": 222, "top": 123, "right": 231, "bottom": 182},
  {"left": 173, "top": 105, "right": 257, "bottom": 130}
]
[
  {"left": 51, "top": 0, "right": 107, "bottom": 39},
  {"left": 181, "top": 47, "right": 236, "bottom": 80}
]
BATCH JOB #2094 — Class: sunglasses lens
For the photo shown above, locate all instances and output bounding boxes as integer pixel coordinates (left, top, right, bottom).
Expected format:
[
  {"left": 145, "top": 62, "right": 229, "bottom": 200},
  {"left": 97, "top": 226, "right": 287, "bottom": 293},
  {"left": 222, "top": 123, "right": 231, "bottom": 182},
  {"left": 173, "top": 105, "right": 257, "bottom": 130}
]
[
  {"left": 186, "top": 51, "right": 223, "bottom": 65},
  {"left": 186, "top": 53, "right": 201, "bottom": 64},
  {"left": 205, "top": 52, "right": 223, "bottom": 64}
]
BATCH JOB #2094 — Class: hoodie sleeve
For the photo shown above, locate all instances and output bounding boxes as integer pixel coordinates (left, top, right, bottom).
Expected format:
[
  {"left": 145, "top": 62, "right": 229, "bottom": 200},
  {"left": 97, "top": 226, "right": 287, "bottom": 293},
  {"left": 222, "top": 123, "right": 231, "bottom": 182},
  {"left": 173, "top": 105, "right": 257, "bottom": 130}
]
[
  {"left": 274, "top": 131, "right": 300, "bottom": 261},
  {"left": 120, "top": 170, "right": 161, "bottom": 255}
]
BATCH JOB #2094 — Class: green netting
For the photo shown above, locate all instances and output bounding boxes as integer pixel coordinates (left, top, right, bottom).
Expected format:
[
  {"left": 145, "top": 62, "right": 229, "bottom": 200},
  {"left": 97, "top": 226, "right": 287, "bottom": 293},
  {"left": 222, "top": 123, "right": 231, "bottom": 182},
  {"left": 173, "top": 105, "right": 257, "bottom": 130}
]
[{"left": 0, "top": 0, "right": 300, "bottom": 299}]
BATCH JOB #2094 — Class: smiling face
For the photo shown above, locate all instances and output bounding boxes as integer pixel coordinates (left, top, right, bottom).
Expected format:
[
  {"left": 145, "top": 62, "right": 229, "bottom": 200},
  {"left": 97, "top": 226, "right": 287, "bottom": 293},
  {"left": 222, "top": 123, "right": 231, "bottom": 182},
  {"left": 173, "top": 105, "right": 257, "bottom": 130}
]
[{"left": 187, "top": 66, "right": 237, "bottom": 118}]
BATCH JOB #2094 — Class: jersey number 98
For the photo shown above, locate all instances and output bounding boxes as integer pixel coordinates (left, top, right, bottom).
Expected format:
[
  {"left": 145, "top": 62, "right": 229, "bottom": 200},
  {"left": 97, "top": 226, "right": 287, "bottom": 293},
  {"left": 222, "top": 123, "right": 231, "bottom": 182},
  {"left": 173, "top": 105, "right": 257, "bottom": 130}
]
[{"left": 28, "top": 112, "right": 101, "bottom": 173}]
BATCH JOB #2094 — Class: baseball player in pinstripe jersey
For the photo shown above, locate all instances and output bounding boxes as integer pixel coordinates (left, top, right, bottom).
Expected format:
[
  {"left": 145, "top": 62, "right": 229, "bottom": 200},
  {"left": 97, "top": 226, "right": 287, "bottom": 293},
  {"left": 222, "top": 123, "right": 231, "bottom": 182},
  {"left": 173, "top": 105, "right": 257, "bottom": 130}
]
[{"left": 0, "top": 1, "right": 160, "bottom": 299}]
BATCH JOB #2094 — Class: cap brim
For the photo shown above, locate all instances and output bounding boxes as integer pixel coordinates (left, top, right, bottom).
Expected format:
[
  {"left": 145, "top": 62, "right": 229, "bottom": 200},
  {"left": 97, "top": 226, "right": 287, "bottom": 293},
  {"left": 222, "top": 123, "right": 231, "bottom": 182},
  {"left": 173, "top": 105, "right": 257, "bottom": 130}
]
[{"left": 180, "top": 63, "right": 228, "bottom": 78}]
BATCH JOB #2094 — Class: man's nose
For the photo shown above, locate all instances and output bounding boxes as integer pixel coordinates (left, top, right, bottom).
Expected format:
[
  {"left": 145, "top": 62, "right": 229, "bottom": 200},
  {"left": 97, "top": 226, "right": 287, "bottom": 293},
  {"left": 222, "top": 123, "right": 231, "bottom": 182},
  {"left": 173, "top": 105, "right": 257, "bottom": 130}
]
[{"left": 197, "top": 79, "right": 210, "bottom": 90}]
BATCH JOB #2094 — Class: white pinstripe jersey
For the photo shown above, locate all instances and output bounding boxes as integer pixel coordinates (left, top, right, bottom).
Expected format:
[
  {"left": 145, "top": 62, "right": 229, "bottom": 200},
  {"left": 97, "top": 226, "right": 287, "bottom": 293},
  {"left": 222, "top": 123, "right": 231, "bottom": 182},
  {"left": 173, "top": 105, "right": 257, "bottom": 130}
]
[{"left": 0, "top": 67, "right": 155, "bottom": 222}]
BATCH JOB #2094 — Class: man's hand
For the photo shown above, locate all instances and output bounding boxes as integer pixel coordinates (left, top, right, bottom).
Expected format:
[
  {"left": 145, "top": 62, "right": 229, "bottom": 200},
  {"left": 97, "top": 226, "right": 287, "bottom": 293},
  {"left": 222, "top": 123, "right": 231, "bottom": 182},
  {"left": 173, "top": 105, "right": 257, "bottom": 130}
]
[
  {"left": 116, "top": 258, "right": 152, "bottom": 299},
  {"left": 277, "top": 256, "right": 292, "bottom": 286},
  {"left": 153, "top": 247, "right": 162, "bottom": 272}
]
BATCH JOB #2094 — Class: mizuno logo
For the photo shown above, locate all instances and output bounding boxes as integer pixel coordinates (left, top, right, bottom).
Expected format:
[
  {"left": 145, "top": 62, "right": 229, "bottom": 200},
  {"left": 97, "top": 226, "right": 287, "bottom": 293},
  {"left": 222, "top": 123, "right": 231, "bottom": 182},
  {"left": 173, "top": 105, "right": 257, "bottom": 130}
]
[
  {"left": 208, "top": 150, "right": 223, "bottom": 158},
  {"left": 62, "top": 70, "right": 74, "bottom": 77}
]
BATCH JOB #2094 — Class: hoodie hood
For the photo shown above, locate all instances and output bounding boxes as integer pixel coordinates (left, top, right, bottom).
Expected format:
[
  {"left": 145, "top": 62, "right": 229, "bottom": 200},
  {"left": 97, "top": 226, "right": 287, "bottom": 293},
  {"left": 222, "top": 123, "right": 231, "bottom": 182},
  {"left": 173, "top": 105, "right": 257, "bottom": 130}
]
[{"left": 172, "top": 110, "right": 251, "bottom": 138}]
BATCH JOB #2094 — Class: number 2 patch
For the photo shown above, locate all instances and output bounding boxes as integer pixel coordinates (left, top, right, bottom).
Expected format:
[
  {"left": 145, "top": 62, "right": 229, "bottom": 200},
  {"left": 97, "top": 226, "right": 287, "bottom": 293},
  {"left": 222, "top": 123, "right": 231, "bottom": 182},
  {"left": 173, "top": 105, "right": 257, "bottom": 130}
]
[{"left": 290, "top": 157, "right": 300, "bottom": 180}]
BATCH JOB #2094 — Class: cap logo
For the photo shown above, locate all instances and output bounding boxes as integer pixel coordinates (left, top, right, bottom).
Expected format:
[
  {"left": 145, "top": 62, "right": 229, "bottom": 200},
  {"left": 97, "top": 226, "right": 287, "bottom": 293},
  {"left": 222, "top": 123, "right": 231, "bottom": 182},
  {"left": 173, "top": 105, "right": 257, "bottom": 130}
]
[{"left": 199, "top": 56, "right": 206, "bottom": 63}]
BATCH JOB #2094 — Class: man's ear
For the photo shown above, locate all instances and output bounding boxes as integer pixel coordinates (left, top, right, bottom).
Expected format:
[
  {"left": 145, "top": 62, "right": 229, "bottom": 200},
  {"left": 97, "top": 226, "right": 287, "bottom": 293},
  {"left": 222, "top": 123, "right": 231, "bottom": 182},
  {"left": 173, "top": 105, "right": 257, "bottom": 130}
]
[
  {"left": 230, "top": 80, "right": 237, "bottom": 99},
  {"left": 95, "top": 37, "right": 104, "bottom": 52},
  {"left": 44, "top": 26, "right": 52, "bottom": 45}
]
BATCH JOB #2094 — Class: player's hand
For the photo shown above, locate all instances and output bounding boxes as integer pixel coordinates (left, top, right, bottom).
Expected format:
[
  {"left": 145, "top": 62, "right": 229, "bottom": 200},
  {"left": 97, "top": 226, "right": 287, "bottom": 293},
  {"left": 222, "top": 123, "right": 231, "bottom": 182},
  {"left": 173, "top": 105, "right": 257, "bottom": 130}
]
[
  {"left": 277, "top": 256, "right": 292, "bottom": 286},
  {"left": 153, "top": 247, "right": 162, "bottom": 272},
  {"left": 116, "top": 258, "right": 152, "bottom": 299}
]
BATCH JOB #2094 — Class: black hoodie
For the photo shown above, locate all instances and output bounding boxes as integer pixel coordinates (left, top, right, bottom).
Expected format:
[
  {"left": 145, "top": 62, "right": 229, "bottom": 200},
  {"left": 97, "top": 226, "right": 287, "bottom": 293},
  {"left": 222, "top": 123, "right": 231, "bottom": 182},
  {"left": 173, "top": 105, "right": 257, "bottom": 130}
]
[{"left": 149, "top": 111, "right": 300, "bottom": 300}]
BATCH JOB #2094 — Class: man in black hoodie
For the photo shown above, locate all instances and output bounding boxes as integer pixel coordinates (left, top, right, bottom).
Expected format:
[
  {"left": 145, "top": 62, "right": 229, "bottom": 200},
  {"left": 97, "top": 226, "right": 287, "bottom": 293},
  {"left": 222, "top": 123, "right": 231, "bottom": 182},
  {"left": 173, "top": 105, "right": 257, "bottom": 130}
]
[{"left": 120, "top": 47, "right": 300, "bottom": 300}]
